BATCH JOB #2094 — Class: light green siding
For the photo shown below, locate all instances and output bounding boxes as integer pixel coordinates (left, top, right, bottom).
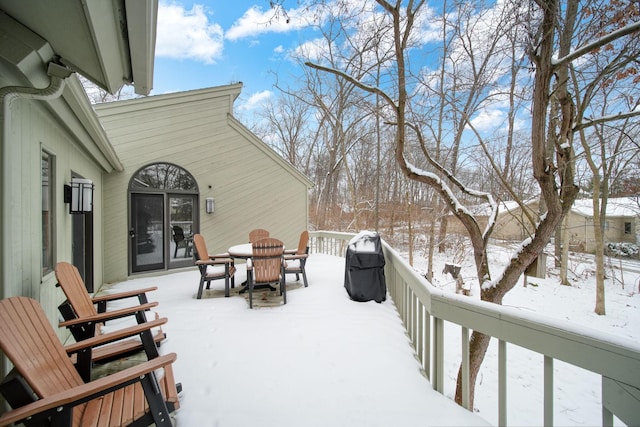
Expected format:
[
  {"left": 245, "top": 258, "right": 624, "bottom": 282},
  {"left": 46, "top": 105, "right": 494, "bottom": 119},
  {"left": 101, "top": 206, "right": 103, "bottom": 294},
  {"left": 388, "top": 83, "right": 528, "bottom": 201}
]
[
  {"left": 1, "top": 71, "right": 112, "bottom": 340},
  {"left": 96, "top": 85, "right": 312, "bottom": 283}
]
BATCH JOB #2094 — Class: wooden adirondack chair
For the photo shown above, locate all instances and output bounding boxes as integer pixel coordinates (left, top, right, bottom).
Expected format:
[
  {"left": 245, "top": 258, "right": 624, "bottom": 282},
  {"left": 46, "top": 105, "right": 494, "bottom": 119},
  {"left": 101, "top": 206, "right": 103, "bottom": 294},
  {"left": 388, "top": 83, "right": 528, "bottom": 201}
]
[
  {"left": 0, "top": 296, "right": 180, "bottom": 427},
  {"left": 283, "top": 230, "right": 310, "bottom": 287},
  {"left": 192, "top": 234, "right": 236, "bottom": 299},
  {"left": 248, "top": 228, "right": 270, "bottom": 243},
  {"left": 55, "top": 262, "right": 167, "bottom": 381},
  {"left": 246, "top": 238, "right": 286, "bottom": 309}
]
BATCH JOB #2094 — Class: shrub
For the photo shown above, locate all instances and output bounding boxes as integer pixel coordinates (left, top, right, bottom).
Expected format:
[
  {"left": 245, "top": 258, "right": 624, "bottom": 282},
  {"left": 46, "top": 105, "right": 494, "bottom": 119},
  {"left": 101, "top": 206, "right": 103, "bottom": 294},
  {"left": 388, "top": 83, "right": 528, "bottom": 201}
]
[{"left": 606, "top": 242, "right": 639, "bottom": 257}]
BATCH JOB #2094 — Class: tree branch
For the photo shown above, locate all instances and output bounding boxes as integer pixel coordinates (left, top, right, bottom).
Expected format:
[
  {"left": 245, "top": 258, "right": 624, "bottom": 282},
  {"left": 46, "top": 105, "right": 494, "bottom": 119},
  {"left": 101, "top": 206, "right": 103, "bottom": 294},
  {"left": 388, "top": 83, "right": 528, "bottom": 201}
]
[
  {"left": 304, "top": 61, "right": 397, "bottom": 109},
  {"left": 574, "top": 108, "right": 640, "bottom": 132},
  {"left": 554, "top": 21, "right": 640, "bottom": 67}
]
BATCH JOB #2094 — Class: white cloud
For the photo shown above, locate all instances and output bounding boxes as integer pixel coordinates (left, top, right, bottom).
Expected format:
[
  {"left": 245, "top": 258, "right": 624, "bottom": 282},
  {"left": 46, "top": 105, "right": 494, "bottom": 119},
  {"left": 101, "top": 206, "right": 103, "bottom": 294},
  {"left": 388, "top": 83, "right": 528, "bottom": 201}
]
[
  {"left": 156, "top": 2, "right": 224, "bottom": 64},
  {"left": 225, "top": 5, "right": 313, "bottom": 41},
  {"left": 470, "top": 108, "right": 505, "bottom": 132},
  {"left": 238, "top": 90, "right": 273, "bottom": 111}
]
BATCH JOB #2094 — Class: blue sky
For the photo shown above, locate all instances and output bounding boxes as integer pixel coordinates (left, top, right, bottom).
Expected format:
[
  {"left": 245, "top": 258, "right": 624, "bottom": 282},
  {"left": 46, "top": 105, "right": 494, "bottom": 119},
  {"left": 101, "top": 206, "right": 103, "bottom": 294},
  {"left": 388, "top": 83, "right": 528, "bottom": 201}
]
[
  {"left": 150, "top": 0, "right": 517, "bottom": 133},
  {"left": 153, "top": 1, "right": 314, "bottom": 111}
]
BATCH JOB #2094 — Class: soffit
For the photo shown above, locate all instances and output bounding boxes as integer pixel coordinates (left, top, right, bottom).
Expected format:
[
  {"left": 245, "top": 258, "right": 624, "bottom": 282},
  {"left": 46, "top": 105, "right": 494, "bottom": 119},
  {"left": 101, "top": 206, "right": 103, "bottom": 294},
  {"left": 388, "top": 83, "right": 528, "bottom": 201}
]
[{"left": 0, "top": 0, "right": 157, "bottom": 95}]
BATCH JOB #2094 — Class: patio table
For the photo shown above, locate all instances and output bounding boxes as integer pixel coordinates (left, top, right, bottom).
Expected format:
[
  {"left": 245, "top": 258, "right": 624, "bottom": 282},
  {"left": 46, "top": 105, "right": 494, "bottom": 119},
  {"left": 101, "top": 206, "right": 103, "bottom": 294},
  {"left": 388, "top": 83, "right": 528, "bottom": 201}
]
[{"left": 227, "top": 243, "right": 252, "bottom": 259}]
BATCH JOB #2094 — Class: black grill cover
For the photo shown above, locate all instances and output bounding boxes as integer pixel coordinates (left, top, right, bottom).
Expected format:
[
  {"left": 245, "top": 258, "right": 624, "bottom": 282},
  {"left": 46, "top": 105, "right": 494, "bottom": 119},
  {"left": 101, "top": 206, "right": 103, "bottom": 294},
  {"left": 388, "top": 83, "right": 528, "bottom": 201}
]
[{"left": 344, "top": 231, "right": 386, "bottom": 303}]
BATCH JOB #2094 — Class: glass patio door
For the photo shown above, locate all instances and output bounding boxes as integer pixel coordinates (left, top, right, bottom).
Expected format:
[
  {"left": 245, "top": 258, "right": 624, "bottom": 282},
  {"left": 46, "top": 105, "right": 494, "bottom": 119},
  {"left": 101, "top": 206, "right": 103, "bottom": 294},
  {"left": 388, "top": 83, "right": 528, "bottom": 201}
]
[
  {"left": 130, "top": 193, "right": 165, "bottom": 273},
  {"left": 129, "top": 163, "right": 199, "bottom": 274},
  {"left": 169, "top": 194, "right": 196, "bottom": 268}
]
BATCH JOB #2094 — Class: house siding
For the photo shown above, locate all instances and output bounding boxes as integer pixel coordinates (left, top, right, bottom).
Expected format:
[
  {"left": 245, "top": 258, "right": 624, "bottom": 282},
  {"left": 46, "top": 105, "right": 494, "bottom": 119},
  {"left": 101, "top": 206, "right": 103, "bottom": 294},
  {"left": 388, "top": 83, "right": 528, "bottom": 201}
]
[
  {"left": 1, "top": 71, "right": 109, "bottom": 343},
  {"left": 565, "top": 212, "right": 638, "bottom": 253},
  {"left": 448, "top": 198, "right": 639, "bottom": 255},
  {"left": 96, "top": 85, "right": 312, "bottom": 283}
]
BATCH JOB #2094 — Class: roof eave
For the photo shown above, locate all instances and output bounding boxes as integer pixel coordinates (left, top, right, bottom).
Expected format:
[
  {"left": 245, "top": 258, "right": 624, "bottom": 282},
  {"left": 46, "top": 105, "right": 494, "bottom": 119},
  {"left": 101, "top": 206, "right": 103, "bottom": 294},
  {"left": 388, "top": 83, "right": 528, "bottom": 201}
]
[{"left": 124, "top": 0, "right": 158, "bottom": 95}]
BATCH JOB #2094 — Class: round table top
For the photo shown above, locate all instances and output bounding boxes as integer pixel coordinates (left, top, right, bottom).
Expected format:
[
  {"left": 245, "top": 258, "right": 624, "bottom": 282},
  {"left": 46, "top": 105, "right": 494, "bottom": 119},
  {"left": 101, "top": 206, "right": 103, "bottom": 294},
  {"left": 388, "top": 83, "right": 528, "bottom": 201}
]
[
  {"left": 228, "top": 242, "right": 286, "bottom": 258},
  {"left": 228, "top": 243, "right": 252, "bottom": 258}
]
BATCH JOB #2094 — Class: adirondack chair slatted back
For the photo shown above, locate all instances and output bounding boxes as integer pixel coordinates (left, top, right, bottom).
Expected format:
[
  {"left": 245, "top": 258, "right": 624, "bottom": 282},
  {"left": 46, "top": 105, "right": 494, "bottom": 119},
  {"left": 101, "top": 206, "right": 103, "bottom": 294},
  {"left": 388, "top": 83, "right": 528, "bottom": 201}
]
[
  {"left": 249, "top": 229, "right": 270, "bottom": 243},
  {"left": 295, "top": 230, "right": 309, "bottom": 255},
  {"left": 0, "top": 297, "right": 87, "bottom": 424},
  {"left": 0, "top": 296, "right": 180, "bottom": 427},
  {"left": 193, "top": 233, "right": 209, "bottom": 262},
  {"left": 252, "top": 238, "right": 284, "bottom": 283},
  {"left": 55, "top": 262, "right": 98, "bottom": 318}
]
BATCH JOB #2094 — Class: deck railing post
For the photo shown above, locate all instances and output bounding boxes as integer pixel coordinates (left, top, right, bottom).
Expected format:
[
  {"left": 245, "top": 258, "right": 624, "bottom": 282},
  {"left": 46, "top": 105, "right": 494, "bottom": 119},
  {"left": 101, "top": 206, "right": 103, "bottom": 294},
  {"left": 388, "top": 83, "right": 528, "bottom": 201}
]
[
  {"left": 424, "top": 313, "right": 431, "bottom": 380},
  {"left": 461, "top": 326, "right": 470, "bottom": 410},
  {"left": 433, "top": 317, "right": 444, "bottom": 393},
  {"left": 499, "top": 339, "right": 507, "bottom": 426},
  {"left": 417, "top": 301, "right": 424, "bottom": 372},
  {"left": 544, "top": 355, "right": 554, "bottom": 426}
]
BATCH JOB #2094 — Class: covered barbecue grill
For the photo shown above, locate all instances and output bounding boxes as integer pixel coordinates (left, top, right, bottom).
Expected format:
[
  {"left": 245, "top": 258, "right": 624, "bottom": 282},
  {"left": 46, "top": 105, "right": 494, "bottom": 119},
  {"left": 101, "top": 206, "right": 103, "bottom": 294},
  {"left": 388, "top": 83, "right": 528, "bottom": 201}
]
[{"left": 344, "top": 231, "right": 387, "bottom": 303}]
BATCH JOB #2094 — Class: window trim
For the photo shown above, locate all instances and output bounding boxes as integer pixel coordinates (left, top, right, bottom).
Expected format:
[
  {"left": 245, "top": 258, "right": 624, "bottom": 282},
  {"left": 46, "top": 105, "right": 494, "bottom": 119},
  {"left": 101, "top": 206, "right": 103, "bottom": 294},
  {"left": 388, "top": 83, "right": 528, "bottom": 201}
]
[{"left": 41, "top": 150, "right": 55, "bottom": 276}]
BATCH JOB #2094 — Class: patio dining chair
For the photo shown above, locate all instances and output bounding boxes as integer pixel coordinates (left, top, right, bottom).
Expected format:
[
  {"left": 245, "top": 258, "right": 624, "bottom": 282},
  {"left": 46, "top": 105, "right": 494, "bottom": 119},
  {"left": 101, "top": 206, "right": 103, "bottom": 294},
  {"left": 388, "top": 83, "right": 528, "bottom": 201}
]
[
  {"left": 55, "top": 261, "right": 167, "bottom": 381},
  {"left": 193, "top": 233, "right": 236, "bottom": 299},
  {"left": 283, "top": 230, "right": 309, "bottom": 288},
  {"left": 172, "top": 225, "right": 192, "bottom": 258},
  {"left": 249, "top": 228, "right": 270, "bottom": 243},
  {"left": 246, "top": 238, "right": 286, "bottom": 309},
  {"left": 0, "top": 296, "right": 180, "bottom": 427}
]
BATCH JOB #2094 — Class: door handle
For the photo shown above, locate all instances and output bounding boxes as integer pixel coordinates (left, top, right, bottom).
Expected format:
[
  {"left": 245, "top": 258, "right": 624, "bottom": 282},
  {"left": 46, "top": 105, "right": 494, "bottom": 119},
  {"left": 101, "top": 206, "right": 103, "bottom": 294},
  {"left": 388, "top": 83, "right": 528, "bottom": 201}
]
[{"left": 129, "top": 228, "right": 135, "bottom": 239}]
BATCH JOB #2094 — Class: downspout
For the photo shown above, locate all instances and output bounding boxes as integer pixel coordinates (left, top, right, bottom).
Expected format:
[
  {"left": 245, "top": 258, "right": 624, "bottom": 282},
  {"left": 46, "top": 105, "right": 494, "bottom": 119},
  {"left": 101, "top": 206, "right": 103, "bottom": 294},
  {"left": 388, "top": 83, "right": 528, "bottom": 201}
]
[{"left": 0, "top": 61, "right": 74, "bottom": 299}]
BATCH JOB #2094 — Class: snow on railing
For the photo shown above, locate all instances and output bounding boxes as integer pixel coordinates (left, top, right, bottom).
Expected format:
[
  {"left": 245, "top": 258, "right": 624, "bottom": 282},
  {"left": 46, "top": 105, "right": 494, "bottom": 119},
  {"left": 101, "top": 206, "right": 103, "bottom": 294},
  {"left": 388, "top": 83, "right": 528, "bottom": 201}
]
[{"left": 309, "top": 230, "right": 640, "bottom": 427}]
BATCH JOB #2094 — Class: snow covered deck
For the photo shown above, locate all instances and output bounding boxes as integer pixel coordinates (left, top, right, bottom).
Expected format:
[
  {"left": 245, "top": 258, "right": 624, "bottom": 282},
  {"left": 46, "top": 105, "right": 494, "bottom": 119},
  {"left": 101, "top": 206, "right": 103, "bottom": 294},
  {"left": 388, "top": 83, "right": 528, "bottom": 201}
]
[
  {"left": 102, "top": 253, "right": 488, "bottom": 427},
  {"left": 99, "top": 231, "right": 640, "bottom": 426}
]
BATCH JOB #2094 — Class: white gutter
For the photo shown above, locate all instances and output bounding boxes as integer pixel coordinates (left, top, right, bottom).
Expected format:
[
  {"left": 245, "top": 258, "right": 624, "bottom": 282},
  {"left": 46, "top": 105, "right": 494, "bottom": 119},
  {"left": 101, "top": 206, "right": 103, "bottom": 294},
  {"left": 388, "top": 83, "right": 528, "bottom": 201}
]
[{"left": 0, "top": 61, "right": 74, "bottom": 298}]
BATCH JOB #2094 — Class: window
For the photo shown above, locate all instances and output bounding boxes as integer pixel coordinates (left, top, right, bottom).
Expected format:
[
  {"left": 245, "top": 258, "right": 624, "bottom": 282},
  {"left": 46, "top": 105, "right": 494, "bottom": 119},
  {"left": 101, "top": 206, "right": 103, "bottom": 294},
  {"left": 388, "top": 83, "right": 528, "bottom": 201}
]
[
  {"left": 625, "top": 222, "right": 632, "bottom": 234},
  {"left": 130, "top": 163, "right": 197, "bottom": 191},
  {"left": 42, "top": 152, "right": 54, "bottom": 275}
]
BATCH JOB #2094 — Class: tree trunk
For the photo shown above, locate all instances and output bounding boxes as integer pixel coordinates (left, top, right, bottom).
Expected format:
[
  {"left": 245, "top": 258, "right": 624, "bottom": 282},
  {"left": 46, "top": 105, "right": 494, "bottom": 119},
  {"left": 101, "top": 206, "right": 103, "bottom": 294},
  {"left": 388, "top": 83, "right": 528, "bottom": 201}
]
[
  {"left": 455, "top": 331, "right": 491, "bottom": 408},
  {"left": 555, "top": 226, "right": 562, "bottom": 268},
  {"left": 426, "top": 216, "right": 436, "bottom": 282},
  {"left": 437, "top": 215, "right": 448, "bottom": 253},
  {"left": 560, "top": 216, "right": 570, "bottom": 286},
  {"left": 592, "top": 190, "right": 606, "bottom": 315}
]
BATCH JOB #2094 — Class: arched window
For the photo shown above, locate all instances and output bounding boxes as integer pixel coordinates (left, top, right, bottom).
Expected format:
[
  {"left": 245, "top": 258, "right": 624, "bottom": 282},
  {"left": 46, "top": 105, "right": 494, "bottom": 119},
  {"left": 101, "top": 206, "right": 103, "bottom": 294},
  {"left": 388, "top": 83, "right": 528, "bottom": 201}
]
[{"left": 130, "top": 162, "right": 198, "bottom": 191}]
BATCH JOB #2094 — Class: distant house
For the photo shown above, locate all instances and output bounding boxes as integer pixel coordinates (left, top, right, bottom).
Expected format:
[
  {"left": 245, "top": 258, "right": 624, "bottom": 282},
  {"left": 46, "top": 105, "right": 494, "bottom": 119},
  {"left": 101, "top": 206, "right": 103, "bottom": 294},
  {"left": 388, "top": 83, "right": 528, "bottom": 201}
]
[
  {"left": 448, "top": 199, "right": 541, "bottom": 241},
  {"left": 563, "top": 197, "right": 639, "bottom": 253},
  {"left": 449, "top": 197, "right": 640, "bottom": 254},
  {"left": 95, "top": 85, "right": 314, "bottom": 283},
  {"left": 491, "top": 199, "right": 541, "bottom": 241}
]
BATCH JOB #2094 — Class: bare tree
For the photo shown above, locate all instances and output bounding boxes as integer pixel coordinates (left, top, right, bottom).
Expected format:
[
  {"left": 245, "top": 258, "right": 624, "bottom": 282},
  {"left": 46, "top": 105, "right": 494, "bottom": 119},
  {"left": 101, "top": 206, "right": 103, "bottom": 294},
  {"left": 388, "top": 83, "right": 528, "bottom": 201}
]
[
  {"left": 567, "top": 0, "right": 640, "bottom": 314},
  {"left": 79, "top": 75, "right": 137, "bottom": 104},
  {"left": 256, "top": 95, "right": 316, "bottom": 173},
  {"left": 305, "top": 0, "right": 640, "bottom": 409}
]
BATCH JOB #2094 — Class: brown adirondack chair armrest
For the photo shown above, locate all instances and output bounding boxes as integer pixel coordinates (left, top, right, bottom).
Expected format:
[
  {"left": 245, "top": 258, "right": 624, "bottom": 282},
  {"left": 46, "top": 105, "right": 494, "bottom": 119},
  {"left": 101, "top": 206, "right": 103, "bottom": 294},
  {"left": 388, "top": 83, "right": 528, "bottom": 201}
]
[
  {"left": 91, "top": 286, "right": 157, "bottom": 304},
  {"left": 284, "top": 253, "right": 308, "bottom": 261},
  {"left": 58, "top": 301, "right": 159, "bottom": 328},
  {"left": 0, "top": 353, "right": 178, "bottom": 427},
  {"left": 64, "top": 317, "right": 168, "bottom": 355},
  {"left": 209, "top": 252, "right": 231, "bottom": 258},
  {"left": 196, "top": 258, "right": 233, "bottom": 266}
]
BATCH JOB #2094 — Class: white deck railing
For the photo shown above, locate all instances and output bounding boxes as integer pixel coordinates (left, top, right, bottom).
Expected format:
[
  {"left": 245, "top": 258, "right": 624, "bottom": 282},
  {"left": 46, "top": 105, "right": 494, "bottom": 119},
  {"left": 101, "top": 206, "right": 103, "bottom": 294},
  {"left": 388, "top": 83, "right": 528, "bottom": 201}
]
[{"left": 309, "top": 231, "right": 640, "bottom": 426}]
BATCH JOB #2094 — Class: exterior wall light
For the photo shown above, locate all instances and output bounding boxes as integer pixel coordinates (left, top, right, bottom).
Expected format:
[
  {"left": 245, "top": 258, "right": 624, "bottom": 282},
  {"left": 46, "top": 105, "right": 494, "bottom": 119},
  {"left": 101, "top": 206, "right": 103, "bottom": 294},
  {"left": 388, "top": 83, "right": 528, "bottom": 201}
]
[
  {"left": 64, "top": 178, "right": 94, "bottom": 214},
  {"left": 205, "top": 197, "right": 215, "bottom": 214}
]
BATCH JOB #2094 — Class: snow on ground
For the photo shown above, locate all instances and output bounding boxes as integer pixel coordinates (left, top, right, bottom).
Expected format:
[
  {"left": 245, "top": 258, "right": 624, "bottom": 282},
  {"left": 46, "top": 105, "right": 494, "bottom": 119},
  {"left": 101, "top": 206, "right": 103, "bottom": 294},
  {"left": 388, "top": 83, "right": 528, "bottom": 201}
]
[
  {"left": 104, "top": 253, "right": 488, "bottom": 427},
  {"left": 103, "top": 243, "right": 640, "bottom": 426}
]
